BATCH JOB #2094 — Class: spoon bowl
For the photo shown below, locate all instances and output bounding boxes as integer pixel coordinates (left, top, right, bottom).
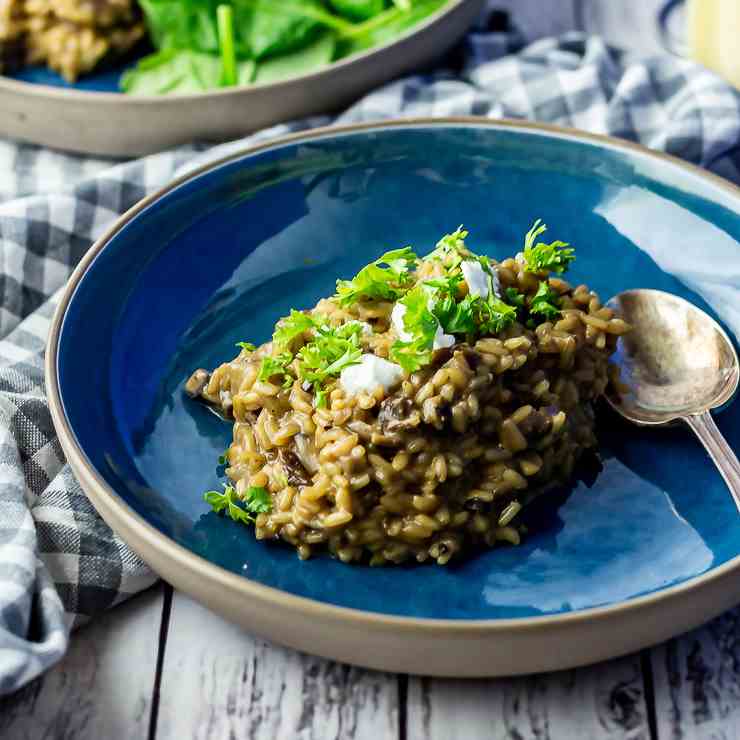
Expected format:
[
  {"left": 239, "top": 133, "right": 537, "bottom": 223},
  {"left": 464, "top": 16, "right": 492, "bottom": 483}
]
[
  {"left": 607, "top": 289, "right": 739, "bottom": 424},
  {"left": 607, "top": 289, "right": 740, "bottom": 511}
]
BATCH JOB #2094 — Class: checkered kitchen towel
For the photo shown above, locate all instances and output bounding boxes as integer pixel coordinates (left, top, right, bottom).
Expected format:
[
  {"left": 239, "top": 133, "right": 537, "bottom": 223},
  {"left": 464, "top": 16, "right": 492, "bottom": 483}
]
[{"left": 3, "top": 15, "right": 740, "bottom": 695}]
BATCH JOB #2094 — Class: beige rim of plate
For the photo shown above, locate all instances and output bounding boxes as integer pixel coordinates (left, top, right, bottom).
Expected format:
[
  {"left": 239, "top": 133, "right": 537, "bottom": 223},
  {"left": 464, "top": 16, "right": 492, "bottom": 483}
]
[
  {"left": 0, "top": 0, "right": 484, "bottom": 156},
  {"left": 46, "top": 118, "right": 740, "bottom": 677}
]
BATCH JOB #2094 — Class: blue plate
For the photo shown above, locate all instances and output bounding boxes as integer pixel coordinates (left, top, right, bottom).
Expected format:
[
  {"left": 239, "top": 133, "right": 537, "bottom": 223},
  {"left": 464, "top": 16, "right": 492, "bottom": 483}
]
[{"left": 48, "top": 120, "right": 740, "bottom": 673}]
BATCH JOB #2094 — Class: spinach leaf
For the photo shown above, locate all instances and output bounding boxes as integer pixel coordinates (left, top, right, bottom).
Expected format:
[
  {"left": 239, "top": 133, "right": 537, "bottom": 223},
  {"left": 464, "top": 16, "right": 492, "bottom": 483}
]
[
  {"left": 249, "top": 0, "right": 325, "bottom": 60},
  {"left": 338, "top": 0, "right": 447, "bottom": 56},
  {"left": 329, "top": 0, "right": 386, "bottom": 21},
  {"left": 126, "top": 0, "right": 453, "bottom": 95},
  {"left": 139, "top": 0, "right": 254, "bottom": 56},
  {"left": 122, "top": 48, "right": 254, "bottom": 94},
  {"left": 138, "top": 0, "right": 221, "bottom": 54},
  {"left": 254, "top": 31, "right": 335, "bottom": 84}
]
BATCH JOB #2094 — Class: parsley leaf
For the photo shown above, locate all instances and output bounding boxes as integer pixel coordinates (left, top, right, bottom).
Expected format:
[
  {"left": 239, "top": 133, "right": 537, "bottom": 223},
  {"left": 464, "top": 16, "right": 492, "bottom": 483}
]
[
  {"left": 389, "top": 285, "right": 439, "bottom": 372},
  {"left": 427, "top": 225, "right": 469, "bottom": 268},
  {"left": 217, "top": 450, "right": 228, "bottom": 465},
  {"left": 436, "top": 292, "right": 478, "bottom": 335},
  {"left": 273, "top": 310, "right": 315, "bottom": 348},
  {"left": 204, "top": 485, "right": 254, "bottom": 525},
  {"left": 522, "top": 219, "right": 575, "bottom": 274},
  {"left": 390, "top": 335, "right": 434, "bottom": 373},
  {"left": 335, "top": 247, "right": 417, "bottom": 306},
  {"left": 315, "top": 387, "right": 328, "bottom": 408},
  {"left": 399, "top": 285, "right": 439, "bottom": 340},
  {"left": 379, "top": 247, "right": 419, "bottom": 275},
  {"left": 296, "top": 320, "right": 363, "bottom": 400},
  {"left": 236, "top": 341, "right": 256, "bottom": 351},
  {"left": 437, "top": 286, "right": 516, "bottom": 338},
  {"left": 477, "top": 293, "right": 518, "bottom": 334},
  {"left": 204, "top": 484, "right": 272, "bottom": 525},
  {"left": 529, "top": 281, "right": 561, "bottom": 320},
  {"left": 423, "top": 273, "right": 462, "bottom": 295},
  {"left": 505, "top": 287, "right": 526, "bottom": 311},
  {"left": 256, "top": 313, "right": 367, "bottom": 404},
  {"left": 258, "top": 352, "right": 293, "bottom": 383},
  {"left": 244, "top": 485, "right": 272, "bottom": 514}
]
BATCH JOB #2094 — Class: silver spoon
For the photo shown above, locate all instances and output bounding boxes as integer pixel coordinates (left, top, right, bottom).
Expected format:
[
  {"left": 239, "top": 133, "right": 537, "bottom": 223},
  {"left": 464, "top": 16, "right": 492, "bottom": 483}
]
[{"left": 606, "top": 289, "right": 740, "bottom": 512}]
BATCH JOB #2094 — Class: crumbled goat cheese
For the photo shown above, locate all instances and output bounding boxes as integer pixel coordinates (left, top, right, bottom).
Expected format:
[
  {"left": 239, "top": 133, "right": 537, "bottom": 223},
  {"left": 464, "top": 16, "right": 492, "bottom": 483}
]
[
  {"left": 340, "top": 354, "right": 404, "bottom": 396},
  {"left": 462, "top": 260, "right": 501, "bottom": 298},
  {"left": 461, "top": 260, "right": 489, "bottom": 297}
]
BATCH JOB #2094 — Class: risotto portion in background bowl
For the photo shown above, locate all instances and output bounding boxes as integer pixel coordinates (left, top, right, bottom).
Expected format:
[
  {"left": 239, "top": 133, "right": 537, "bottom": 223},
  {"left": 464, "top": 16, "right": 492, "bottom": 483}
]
[{"left": 188, "top": 223, "right": 631, "bottom": 565}]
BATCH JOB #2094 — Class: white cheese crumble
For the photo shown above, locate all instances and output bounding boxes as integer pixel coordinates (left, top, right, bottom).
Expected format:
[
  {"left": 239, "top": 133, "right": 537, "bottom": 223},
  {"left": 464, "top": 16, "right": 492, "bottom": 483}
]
[
  {"left": 391, "top": 303, "right": 413, "bottom": 342},
  {"left": 462, "top": 260, "right": 501, "bottom": 299},
  {"left": 340, "top": 354, "right": 404, "bottom": 396},
  {"left": 433, "top": 323, "right": 455, "bottom": 349},
  {"left": 461, "top": 260, "right": 490, "bottom": 298},
  {"left": 391, "top": 303, "right": 454, "bottom": 350}
]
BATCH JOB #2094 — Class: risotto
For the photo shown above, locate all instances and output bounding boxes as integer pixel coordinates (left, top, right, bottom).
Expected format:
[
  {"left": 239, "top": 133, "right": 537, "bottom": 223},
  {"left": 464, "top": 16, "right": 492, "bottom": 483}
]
[
  {"left": 0, "top": 0, "right": 144, "bottom": 81},
  {"left": 186, "top": 223, "right": 630, "bottom": 565}
]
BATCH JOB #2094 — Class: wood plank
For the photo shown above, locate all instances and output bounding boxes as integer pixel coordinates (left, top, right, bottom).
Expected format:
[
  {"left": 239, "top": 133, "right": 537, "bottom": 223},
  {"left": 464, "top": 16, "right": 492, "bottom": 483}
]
[
  {"left": 154, "top": 591, "right": 399, "bottom": 740},
  {"left": 493, "top": 0, "right": 579, "bottom": 41},
  {"left": 0, "top": 585, "right": 164, "bottom": 740},
  {"left": 407, "top": 654, "right": 650, "bottom": 740},
  {"left": 581, "top": 0, "right": 667, "bottom": 55},
  {"left": 651, "top": 607, "right": 740, "bottom": 740}
]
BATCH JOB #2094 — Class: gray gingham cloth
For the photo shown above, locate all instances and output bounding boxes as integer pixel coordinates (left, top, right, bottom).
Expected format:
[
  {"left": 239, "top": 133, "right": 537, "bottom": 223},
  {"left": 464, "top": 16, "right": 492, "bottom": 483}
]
[{"left": 4, "top": 21, "right": 740, "bottom": 695}]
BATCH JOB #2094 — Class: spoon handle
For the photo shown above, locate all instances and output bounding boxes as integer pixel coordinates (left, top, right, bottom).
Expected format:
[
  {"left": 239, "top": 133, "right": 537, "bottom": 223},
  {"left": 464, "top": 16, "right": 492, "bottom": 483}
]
[{"left": 685, "top": 411, "right": 740, "bottom": 513}]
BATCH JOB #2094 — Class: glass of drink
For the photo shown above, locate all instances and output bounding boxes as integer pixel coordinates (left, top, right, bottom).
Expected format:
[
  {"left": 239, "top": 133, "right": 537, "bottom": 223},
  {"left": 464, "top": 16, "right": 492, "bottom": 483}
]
[{"left": 658, "top": 0, "right": 740, "bottom": 88}]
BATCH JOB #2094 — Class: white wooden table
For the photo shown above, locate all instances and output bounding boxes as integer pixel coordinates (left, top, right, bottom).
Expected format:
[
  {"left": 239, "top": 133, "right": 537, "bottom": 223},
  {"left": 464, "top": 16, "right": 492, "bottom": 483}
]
[{"left": 6, "top": 2, "right": 740, "bottom": 738}]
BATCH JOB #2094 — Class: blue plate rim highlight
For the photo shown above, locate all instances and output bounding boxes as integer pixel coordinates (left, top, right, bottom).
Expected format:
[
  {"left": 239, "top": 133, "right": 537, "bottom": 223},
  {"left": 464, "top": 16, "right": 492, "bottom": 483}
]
[{"left": 47, "top": 117, "right": 740, "bottom": 631}]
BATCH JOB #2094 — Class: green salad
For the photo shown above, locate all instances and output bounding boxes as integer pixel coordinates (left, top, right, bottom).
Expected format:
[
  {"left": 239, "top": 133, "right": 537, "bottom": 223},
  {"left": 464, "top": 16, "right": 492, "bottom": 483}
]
[{"left": 122, "top": 0, "right": 453, "bottom": 95}]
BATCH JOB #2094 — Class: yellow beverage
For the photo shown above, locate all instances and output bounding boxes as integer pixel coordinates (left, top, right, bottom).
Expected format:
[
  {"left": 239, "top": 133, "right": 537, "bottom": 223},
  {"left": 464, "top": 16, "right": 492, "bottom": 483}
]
[{"left": 687, "top": 0, "right": 740, "bottom": 87}]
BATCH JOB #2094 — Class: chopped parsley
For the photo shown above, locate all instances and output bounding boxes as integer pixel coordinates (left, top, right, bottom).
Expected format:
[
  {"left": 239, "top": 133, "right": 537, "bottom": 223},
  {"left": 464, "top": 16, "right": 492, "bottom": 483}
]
[
  {"left": 423, "top": 272, "right": 463, "bottom": 296},
  {"left": 389, "top": 233, "right": 520, "bottom": 370},
  {"left": 314, "top": 387, "right": 328, "bottom": 409},
  {"left": 273, "top": 310, "right": 315, "bottom": 349},
  {"left": 204, "top": 484, "right": 272, "bottom": 525},
  {"left": 477, "top": 292, "right": 518, "bottom": 334},
  {"left": 217, "top": 450, "right": 228, "bottom": 465},
  {"left": 390, "top": 335, "right": 435, "bottom": 374},
  {"left": 434, "top": 291, "right": 477, "bottom": 336},
  {"left": 529, "top": 281, "right": 561, "bottom": 320},
  {"left": 389, "top": 285, "right": 440, "bottom": 373},
  {"left": 335, "top": 247, "right": 418, "bottom": 306},
  {"left": 522, "top": 220, "right": 575, "bottom": 274},
  {"left": 427, "top": 226, "right": 469, "bottom": 268},
  {"left": 258, "top": 353, "right": 293, "bottom": 384},
  {"left": 399, "top": 286, "right": 440, "bottom": 338},
  {"left": 257, "top": 314, "right": 365, "bottom": 406},
  {"left": 231, "top": 220, "right": 575, "bottom": 395},
  {"left": 295, "top": 321, "right": 363, "bottom": 405},
  {"left": 390, "top": 271, "right": 518, "bottom": 371},
  {"left": 244, "top": 485, "right": 272, "bottom": 514},
  {"left": 505, "top": 287, "right": 527, "bottom": 311},
  {"left": 435, "top": 291, "right": 514, "bottom": 338}
]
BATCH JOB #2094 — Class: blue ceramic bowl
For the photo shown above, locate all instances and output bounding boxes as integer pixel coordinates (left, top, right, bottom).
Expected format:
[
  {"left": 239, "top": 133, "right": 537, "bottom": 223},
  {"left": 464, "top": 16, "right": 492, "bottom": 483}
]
[{"left": 47, "top": 120, "right": 740, "bottom": 676}]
